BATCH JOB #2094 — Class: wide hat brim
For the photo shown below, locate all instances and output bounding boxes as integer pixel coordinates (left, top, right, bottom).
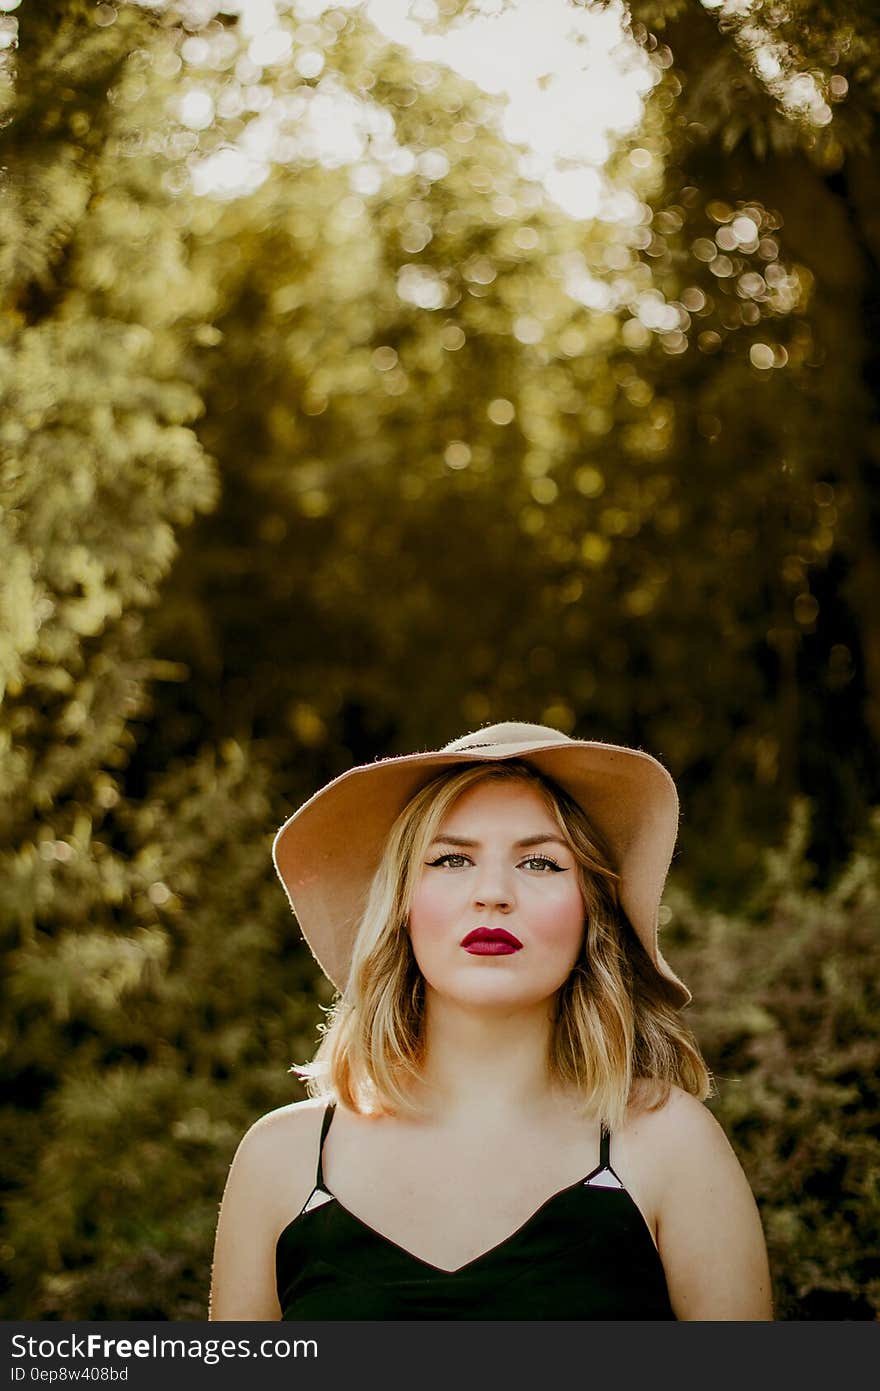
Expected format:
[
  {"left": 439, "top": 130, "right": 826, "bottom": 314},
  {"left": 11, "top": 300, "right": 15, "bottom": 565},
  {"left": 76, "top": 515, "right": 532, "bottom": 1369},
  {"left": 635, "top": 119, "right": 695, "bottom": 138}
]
[{"left": 272, "top": 722, "right": 691, "bottom": 1008}]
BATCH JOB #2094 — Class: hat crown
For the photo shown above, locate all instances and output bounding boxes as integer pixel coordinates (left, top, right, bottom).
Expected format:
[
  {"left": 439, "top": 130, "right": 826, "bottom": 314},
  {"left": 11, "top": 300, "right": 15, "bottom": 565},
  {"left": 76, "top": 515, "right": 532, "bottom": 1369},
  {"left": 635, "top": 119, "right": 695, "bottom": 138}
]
[{"left": 443, "top": 721, "right": 570, "bottom": 753}]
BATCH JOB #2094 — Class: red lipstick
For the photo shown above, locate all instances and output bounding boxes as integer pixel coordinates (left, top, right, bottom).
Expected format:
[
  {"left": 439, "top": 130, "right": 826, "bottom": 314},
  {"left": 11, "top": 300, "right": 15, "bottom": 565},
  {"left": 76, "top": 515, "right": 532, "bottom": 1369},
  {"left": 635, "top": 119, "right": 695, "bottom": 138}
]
[{"left": 461, "top": 928, "right": 523, "bottom": 955}]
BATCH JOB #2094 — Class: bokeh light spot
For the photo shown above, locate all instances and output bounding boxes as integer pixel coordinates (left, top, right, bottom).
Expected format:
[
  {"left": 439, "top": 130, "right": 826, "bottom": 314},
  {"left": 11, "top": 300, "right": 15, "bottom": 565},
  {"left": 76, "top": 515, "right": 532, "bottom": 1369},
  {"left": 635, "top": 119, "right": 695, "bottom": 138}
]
[
  {"left": 530, "top": 477, "right": 558, "bottom": 504},
  {"left": 575, "top": 466, "right": 604, "bottom": 497},
  {"left": 794, "top": 593, "right": 819, "bottom": 626},
  {"left": 692, "top": 237, "right": 717, "bottom": 262},
  {"left": 750, "top": 342, "right": 775, "bottom": 370},
  {"left": 580, "top": 533, "right": 610, "bottom": 565},
  {"left": 372, "top": 345, "right": 398, "bottom": 371},
  {"left": 444, "top": 441, "right": 472, "bottom": 469},
  {"left": 440, "top": 323, "right": 466, "bottom": 350},
  {"left": 487, "top": 398, "right": 515, "bottom": 425}
]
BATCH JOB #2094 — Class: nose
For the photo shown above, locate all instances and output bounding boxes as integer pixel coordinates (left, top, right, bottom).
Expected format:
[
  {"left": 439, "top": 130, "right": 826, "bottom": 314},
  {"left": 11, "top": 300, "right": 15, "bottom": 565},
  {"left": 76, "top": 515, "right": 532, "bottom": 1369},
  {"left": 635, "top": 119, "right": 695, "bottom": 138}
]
[{"left": 472, "top": 858, "right": 515, "bottom": 913}]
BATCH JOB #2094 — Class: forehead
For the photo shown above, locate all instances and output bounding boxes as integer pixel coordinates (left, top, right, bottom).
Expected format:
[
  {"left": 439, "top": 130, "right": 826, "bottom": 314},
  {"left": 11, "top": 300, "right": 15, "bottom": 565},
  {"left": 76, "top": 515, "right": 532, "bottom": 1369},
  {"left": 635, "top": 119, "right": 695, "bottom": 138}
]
[{"left": 436, "top": 776, "right": 556, "bottom": 827}]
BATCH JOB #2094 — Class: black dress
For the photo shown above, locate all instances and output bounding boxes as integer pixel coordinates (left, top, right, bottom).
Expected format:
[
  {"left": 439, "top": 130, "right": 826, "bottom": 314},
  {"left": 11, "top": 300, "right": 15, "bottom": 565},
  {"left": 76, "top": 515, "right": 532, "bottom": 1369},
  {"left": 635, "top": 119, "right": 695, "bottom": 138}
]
[{"left": 276, "top": 1103, "right": 676, "bottom": 1319}]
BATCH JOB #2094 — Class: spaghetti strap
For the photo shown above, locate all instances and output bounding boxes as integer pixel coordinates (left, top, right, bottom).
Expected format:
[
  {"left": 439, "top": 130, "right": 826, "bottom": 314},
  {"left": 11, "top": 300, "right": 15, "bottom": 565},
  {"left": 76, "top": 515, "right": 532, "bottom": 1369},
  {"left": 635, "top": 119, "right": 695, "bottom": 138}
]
[
  {"left": 599, "top": 1123, "right": 611, "bottom": 1170},
  {"left": 315, "top": 1102, "right": 336, "bottom": 1190}
]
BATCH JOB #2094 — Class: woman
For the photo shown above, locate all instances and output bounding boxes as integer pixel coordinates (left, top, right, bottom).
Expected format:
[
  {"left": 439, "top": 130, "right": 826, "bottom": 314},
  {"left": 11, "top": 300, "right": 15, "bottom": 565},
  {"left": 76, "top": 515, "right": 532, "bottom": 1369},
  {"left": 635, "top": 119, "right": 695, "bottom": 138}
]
[{"left": 209, "top": 721, "right": 773, "bottom": 1320}]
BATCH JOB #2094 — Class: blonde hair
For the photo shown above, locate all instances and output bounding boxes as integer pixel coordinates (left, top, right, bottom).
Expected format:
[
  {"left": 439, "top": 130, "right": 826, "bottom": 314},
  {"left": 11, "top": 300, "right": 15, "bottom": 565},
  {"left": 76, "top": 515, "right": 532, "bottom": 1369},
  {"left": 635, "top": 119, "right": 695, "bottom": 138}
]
[{"left": 294, "top": 760, "right": 712, "bottom": 1131}]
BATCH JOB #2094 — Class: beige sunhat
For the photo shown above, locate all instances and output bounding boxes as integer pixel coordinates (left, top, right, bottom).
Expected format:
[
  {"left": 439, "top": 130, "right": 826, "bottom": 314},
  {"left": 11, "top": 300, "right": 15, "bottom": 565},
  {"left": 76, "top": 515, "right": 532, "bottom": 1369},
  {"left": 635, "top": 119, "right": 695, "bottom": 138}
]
[{"left": 272, "top": 721, "right": 691, "bottom": 1008}]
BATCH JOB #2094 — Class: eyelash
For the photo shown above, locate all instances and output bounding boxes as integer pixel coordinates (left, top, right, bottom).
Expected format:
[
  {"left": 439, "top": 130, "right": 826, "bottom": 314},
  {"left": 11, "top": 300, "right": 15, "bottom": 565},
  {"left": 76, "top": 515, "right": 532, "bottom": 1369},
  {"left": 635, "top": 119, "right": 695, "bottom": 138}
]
[{"left": 426, "top": 853, "right": 564, "bottom": 873}]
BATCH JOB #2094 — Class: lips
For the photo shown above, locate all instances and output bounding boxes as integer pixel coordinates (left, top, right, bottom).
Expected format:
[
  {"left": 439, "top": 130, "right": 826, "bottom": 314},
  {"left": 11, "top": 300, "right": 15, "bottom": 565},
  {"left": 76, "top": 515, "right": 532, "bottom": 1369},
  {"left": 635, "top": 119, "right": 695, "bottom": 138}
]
[{"left": 461, "top": 928, "right": 523, "bottom": 955}]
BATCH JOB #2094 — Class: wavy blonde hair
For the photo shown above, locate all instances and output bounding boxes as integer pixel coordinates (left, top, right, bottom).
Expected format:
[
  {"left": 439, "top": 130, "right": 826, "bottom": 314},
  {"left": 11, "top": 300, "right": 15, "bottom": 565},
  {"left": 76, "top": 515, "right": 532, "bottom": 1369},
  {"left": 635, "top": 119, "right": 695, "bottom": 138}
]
[{"left": 294, "top": 760, "right": 712, "bottom": 1131}]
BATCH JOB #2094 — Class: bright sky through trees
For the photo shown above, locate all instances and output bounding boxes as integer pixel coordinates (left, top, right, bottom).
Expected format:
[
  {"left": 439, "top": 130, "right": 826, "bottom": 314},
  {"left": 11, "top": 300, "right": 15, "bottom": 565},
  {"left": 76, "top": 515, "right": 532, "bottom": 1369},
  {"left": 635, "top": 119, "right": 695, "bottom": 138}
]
[
  {"left": 183, "top": 0, "right": 655, "bottom": 216},
  {"left": 362, "top": 0, "right": 654, "bottom": 216}
]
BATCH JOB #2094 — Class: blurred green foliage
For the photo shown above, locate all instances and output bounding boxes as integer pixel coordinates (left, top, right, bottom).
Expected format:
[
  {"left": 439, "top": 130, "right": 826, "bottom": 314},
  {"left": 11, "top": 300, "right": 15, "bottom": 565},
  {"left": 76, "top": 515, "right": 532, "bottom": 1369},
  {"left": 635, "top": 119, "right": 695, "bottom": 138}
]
[
  {"left": 1, "top": 0, "right": 879, "bottom": 1320},
  {"left": 667, "top": 803, "right": 880, "bottom": 1320}
]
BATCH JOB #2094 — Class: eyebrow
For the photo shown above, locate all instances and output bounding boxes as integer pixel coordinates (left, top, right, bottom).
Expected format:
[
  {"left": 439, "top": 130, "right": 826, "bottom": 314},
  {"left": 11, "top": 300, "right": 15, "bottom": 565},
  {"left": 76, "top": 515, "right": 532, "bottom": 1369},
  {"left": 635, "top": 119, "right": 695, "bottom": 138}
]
[{"left": 428, "top": 833, "right": 570, "bottom": 849}]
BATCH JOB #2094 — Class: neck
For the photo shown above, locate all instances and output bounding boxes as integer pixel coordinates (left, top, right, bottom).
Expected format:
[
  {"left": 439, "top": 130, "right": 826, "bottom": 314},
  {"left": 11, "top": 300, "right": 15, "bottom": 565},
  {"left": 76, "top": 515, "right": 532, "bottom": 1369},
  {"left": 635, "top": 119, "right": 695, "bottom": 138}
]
[{"left": 405, "top": 989, "right": 574, "bottom": 1124}]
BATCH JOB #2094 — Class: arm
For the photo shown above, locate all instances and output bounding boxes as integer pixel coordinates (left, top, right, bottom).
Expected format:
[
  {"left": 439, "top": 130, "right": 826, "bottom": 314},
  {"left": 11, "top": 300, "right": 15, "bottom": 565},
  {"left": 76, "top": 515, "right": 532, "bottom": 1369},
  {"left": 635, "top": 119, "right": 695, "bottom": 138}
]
[
  {"left": 654, "top": 1089, "right": 774, "bottom": 1320},
  {"left": 209, "top": 1103, "right": 317, "bottom": 1321}
]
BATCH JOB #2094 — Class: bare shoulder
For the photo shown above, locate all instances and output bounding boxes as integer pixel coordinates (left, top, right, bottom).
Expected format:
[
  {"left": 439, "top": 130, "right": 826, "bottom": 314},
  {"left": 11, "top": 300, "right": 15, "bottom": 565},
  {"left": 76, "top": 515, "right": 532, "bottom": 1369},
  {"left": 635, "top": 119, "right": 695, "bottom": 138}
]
[
  {"left": 625, "top": 1081, "right": 733, "bottom": 1158},
  {"left": 215, "top": 1096, "right": 331, "bottom": 1249},
  {"left": 232, "top": 1097, "right": 328, "bottom": 1212},
  {"left": 244, "top": 1095, "right": 328, "bottom": 1149},
  {"left": 621, "top": 1083, "right": 773, "bottom": 1320},
  {"left": 208, "top": 1097, "right": 330, "bottom": 1321},
  {"left": 617, "top": 1083, "right": 749, "bottom": 1213}
]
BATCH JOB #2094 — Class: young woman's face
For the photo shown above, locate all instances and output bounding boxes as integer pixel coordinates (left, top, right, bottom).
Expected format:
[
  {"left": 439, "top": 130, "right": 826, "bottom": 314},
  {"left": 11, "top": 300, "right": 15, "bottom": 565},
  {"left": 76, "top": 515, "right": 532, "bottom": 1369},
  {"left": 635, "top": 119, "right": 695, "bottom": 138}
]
[{"left": 407, "top": 777, "right": 586, "bottom": 1011}]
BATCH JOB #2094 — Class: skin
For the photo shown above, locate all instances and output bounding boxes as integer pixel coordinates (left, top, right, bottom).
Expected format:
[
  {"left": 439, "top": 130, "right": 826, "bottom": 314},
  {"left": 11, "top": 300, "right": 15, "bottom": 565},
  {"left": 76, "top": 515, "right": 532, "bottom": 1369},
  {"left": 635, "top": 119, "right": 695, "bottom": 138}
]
[
  {"left": 209, "top": 780, "right": 774, "bottom": 1320},
  {"left": 407, "top": 778, "right": 587, "bottom": 1034}
]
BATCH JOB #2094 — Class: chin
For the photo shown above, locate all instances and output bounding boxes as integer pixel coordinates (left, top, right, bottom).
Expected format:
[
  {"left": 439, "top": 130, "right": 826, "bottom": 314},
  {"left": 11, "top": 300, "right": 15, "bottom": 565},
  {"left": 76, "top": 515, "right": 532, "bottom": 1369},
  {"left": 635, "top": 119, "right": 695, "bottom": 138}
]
[{"left": 430, "top": 976, "right": 561, "bottom": 1010}]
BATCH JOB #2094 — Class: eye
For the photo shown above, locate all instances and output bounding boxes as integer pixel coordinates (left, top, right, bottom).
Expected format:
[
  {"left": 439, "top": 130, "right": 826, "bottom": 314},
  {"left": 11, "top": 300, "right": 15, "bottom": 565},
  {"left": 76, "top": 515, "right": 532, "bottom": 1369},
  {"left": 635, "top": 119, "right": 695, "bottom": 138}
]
[
  {"left": 426, "top": 852, "right": 567, "bottom": 872},
  {"left": 522, "top": 855, "right": 564, "bottom": 872}
]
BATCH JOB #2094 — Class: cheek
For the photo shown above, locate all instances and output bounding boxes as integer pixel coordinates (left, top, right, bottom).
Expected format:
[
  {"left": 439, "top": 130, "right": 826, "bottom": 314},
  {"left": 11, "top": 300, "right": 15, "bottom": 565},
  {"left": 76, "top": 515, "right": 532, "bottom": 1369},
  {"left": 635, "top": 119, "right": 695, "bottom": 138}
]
[
  {"left": 526, "top": 880, "right": 586, "bottom": 951},
  {"left": 407, "top": 876, "right": 455, "bottom": 948}
]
